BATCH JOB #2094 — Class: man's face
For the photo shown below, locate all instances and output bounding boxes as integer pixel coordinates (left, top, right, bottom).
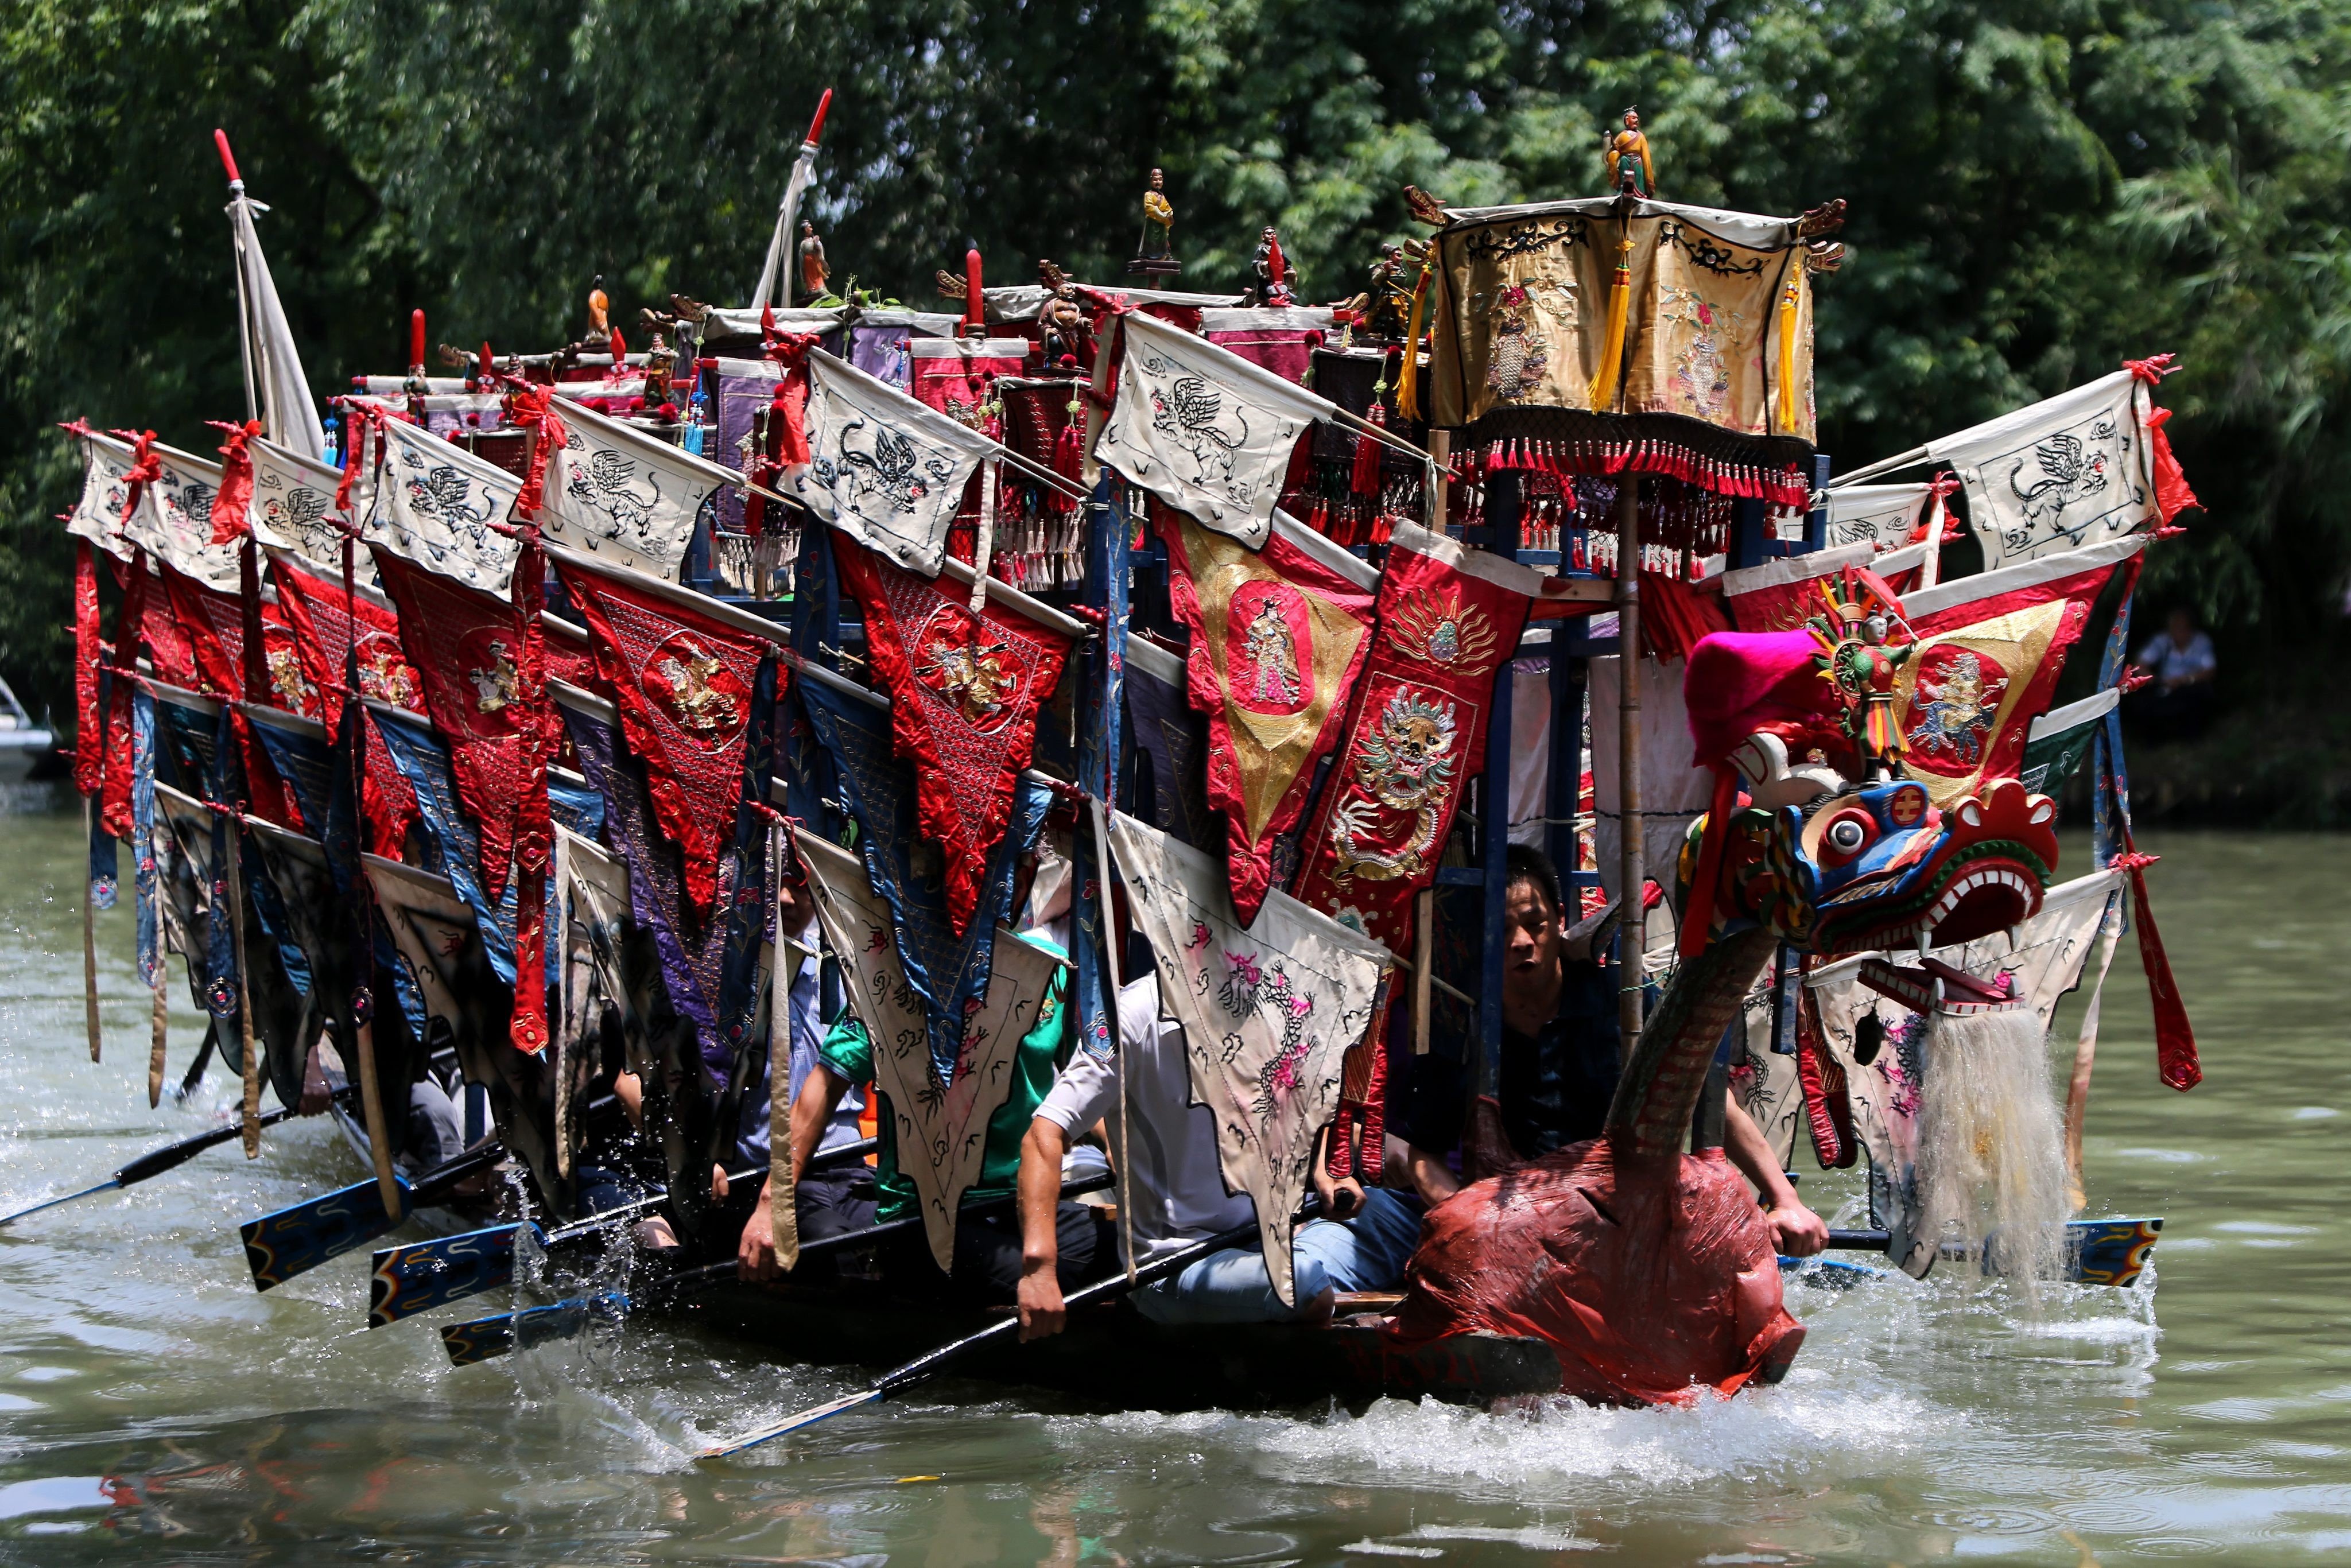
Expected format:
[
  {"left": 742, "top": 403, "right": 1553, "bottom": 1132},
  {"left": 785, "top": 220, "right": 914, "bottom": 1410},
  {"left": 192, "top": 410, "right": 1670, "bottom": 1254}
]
[
  {"left": 1502, "top": 879, "right": 1565, "bottom": 1001},
  {"left": 2169, "top": 610, "right": 2194, "bottom": 643}
]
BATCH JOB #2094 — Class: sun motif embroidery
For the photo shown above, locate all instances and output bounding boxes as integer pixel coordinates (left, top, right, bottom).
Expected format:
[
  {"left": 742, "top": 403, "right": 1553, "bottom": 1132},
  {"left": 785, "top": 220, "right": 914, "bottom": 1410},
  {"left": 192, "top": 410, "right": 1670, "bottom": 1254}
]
[
  {"left": 1484, "top": 285, "right": 1549, "bottom": 402},
  {"left": 1385, "top": 587, "right": 1495, "bottom": 670}
]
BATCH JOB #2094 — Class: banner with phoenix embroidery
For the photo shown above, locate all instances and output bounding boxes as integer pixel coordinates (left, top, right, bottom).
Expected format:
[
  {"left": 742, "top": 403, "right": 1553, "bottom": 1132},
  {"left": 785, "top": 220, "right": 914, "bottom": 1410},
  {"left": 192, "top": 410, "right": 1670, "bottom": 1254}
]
[
  {"left": 540, "top": 396, "right": 738, "bottom": 580},
  {"left": 1290, "top": 521, "right": 1541, "bottom": 951},
  {"left": 830, "top": 537, "right": 1072, "bottom": 938},
  {"left": 1107, "top": 810, "right": 1389, "bottom": 1306},
  {"left": 249, "top": 438, "right": 366, "bottom": 580},
  {"left": 357, "top": 415, "right": 526, "bottom": 595},
  {"left": 796, "top": 351, "right": 997, "bottom": 576},
  {"left": 1917, "top": 372, "right": 2158, "bottom": 573},
  {"left": 794, "top": 828, "right": 1063, "bottom": 1271},
  {"left": 1157, "top": 508, "right": 1377, "bottom": 923},
  {"left": 797, "top": 676, "right": 1057, "bottom": 1085}
]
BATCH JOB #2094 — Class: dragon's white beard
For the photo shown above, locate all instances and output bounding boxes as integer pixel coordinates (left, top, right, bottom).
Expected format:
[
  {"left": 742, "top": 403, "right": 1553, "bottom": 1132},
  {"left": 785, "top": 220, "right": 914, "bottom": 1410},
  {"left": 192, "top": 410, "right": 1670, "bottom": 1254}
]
[{"left": 1915, "top": 1007, "right": 2073, "bottom": 1307}]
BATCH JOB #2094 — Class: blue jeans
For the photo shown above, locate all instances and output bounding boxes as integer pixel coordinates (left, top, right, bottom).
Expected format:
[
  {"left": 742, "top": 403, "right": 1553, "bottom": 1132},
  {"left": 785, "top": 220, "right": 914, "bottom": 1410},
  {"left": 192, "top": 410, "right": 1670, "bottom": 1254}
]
[{"left": 1134, "top": 1188, "right": 1423, "bottom": 1326}]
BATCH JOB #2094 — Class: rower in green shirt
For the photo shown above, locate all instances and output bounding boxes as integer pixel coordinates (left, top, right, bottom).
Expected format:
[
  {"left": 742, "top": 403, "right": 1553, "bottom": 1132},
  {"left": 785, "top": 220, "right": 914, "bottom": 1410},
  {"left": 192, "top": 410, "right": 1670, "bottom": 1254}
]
[{"left": 754, "top": 933, "right": 1116, "bottom": 1306}]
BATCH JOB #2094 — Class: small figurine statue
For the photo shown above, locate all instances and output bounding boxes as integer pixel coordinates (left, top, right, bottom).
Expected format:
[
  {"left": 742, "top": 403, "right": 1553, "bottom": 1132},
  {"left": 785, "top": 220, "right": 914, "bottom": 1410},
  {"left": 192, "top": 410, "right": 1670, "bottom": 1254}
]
[
  {"left": 1364, "top": 242, "right": 1415, "bottom": 336},
  {"left": 645, "top": 332, "right": 676, "bottom": 406},
  {"left": 1035, "top": 259, "right": 1087, "bottom": 368},
  {"left": 1808, "top": 569, "right": 1914, "bottom": 778},
  {"left": 587, "top": 274, "right": 611, "bottom": 337},
  {"left": 1131, "top": 167, "right": 1180, "bottom": 273},
  {"left": 1604, "top": 107, "right": 1656, "bottom": 197},
  {"left": 798, "top": 221, "right": 830, "bottom": 300},
  {"left": 1252, "top": 226, "right": 1296, "bottom": 305}
]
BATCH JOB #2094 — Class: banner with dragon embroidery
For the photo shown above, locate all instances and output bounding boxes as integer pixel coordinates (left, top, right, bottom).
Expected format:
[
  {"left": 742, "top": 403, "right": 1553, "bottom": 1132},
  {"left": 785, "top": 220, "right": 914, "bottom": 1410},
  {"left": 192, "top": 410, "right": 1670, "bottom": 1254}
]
[
  {"left": 795, "top": 828, "right": 1061, "bottom": 1271},
  {"left": 831, "top": 537, "right": 1070, "bottom": 938},
  {"left": 1097, "top": 311, "right": 1336, "bottom": 550},
  {"left": 267, "top": 549, "right": 426, "bottom": 858},
  {"left": 1290, "top": 521, "right": 1539, "bottom": 952},
  {"left": 553, "top": 554, "right": 775, "bottom": 920},
  {"left": 541, "top": 397, "right": 737, "bottom": 581},
  {"left": 249, "top": 438, "right": 369, "bottom": 583},
  {"left": 1107, "top": 810, "right": 1388, "bottom": 1307},
  {"left": 1886, "top": 549, "right": 2128, "bottom": 809},
  {"left": 1157, "top": 509, "right": 1376, "bottom": 924},
  {"left": 114, "top": 439, "right": 245, "bottom": 592},
  {"left": 796, "top": 350, "right": 996, "bottom": 577},
  {"left": 797, "top": 674, "right": 1058, "bottom": 1085},
  {"left": 65, "top": 429, "right": 140, "bottom": 561},
  {"left": 1921, "top": 371, "right": 2156, "bottom": 573},
  {"left": 359, "top": 415, "right": 525, "bottom": 595}
]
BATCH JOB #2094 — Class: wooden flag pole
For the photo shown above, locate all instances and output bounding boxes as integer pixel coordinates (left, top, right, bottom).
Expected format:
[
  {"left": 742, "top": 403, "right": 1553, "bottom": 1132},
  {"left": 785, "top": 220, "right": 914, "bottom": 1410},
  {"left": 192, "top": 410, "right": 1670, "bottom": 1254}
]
[{"left": 1615, "top": 476, "right": 1645, "bottom": 1058}]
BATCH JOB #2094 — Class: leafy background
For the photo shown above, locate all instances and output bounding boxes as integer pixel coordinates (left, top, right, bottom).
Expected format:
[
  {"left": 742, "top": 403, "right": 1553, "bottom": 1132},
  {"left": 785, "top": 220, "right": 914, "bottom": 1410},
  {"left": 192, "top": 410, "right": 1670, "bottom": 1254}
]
[{"left": 3, "top": 0, "right": 2345, "bottom": 787}]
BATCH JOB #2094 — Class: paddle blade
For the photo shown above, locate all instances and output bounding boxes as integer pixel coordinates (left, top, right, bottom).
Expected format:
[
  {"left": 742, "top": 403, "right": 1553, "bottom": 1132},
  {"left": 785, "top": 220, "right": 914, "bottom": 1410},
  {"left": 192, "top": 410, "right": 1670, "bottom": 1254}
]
[
  {"left": 369, "top": 1223, "right": 533, "bottom": 1328},
  {"left": 0, "top": 1179, "right": 121, "bottom": 1227},
  {"left": 2063, "top": 1217, "right": 2163, "bottom": 1288},
  {"left": 696, "top": 1388, "right": 882, "bottom": 1462},
  {"left": 240, "top": 1175, "right": 414, "bottom": 1291},
  {"left": 440, "top": 1293, "right": 626, "bottom": 1368}
]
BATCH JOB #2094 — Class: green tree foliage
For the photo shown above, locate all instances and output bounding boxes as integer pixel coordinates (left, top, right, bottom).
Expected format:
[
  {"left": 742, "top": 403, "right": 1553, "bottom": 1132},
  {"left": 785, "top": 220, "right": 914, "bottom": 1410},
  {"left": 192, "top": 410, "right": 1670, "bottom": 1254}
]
[{"left": 1, "top": 0, "right": 2345, "bottom": 728}]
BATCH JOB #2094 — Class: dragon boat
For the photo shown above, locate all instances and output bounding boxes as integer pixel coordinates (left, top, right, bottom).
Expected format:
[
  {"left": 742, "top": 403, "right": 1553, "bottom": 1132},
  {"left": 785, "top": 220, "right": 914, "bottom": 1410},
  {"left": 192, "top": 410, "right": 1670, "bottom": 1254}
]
[{"left": 45, "top": 107, "right": 2198, "bottom": 1421}]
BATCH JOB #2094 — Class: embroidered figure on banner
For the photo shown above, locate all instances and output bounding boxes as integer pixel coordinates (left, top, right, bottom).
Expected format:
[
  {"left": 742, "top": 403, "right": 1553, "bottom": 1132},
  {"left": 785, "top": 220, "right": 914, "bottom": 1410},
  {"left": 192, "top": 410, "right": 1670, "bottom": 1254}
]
[
  {"left": 816, "top": 415, "right": 957, "bottom": 522},
  {"left": 1661, "top": 284, "right": 1739, "bottom": 421},
  {"left": 1242, "top": 600, "right": 1302, "bottom": 708},
  {"left": 565, "top": 442, "right": 664, "bottom": 545},
  {"left": 405, "top": 463, "right": 495, "bottom": 532},
  {"left": 1327, "top": 691, "right": 1458, "bottom": 887},
  {"left": 2006, "top": 428, "right": 2112, "bottom": 541},
  {"left": 1484, "top": 285, "right": 1549, "bottom": 402},
  {"left": 266, "top": 646, "right": 315, "bottom": 711},
  {"left": 1907, "top": 649, "right": 2008, "bottom": 767},
  {"left": 161, "top": 475, "right": 218, "bottom": 538},
  {"left": 915, "top": 623, "right": 1018, "bottom": 730},
  {"left": 262, "top": 479, "right": 333, "bottom": 551},
  {"left": 1145, "top": 362, "right": 1252, "bottom": 503},
  {"left": 646, "top": 634, "right": 748, "bottom": 743},
  {"left": 467, "top": 639, "right": 520, "bottom": 715},
  {"left": 356, "top": 637, "right": 418, "bottom": 708}
]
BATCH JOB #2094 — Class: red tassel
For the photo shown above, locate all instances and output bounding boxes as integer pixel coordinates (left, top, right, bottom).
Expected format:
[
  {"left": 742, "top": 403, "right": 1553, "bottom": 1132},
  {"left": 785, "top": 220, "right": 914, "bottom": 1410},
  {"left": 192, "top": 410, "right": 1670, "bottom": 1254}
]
[
  {"left": 2114, "top": 848, "right": 2199, "bottom": 1090},
  {"left": 73, "top": 541, "right": 101, "bottom": 799},
  {"left": 509, "top": 534, "right": 552, "bottom": 1056},
  {"left": 239, "top": 540, "right": 269, "bottom": 704},
  {"left": 1350, "top": 423, "right": 1382, "bottom": 496},
  {"left": 1680, "top": 764, "right": 1744, "bottom": 958},
  {"left": 2144, "top": 407, "right": 2199, "bottom": 523},
  {"left": 207, "top": 420, "right": 261, "bottom": 544}
]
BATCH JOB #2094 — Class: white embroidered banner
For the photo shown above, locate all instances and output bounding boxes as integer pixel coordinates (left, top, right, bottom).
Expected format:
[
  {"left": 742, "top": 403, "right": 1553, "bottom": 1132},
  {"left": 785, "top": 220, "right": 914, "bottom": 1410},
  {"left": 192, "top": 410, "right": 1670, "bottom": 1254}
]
[
  {"left": 65, "top": 431, "right": 141, "bottom": 560},
  {"left": 121, "top": 441, "right": 240, "bottom": 591},
  {"left": 1822, "top": 483, "right": 1931, "bottom": 554},
  {"left": 542, "top": 398, "right": 736, "bottom": 580},
  {"left": 1097, "top": 311, "right": 1337, "bottom": 550},
  {"left": 1927, "top": 371, "right": 2155, "bottom": 572},
  {"left": 794, "top": 828, "right": 1062, "bottom": 1271},
  {"left": 249, "top": 438, "right": 367, "bottom": 581},
  {"left": 1105, "top": 810, "right": 1388, "bottom": 1305},
  {"left": 362, "top": 416, "right": 525, "bottom": 595},
  {"left": 796, "top": 350, "right": 995, "bottom": 576}
]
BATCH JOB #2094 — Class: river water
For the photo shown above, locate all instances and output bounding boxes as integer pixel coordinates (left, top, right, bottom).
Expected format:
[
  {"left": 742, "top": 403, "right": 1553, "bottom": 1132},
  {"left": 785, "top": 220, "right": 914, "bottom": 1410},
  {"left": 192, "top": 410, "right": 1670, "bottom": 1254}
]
[{"left": 0, "top": 798, "right": 2342, "bottom": 1565}]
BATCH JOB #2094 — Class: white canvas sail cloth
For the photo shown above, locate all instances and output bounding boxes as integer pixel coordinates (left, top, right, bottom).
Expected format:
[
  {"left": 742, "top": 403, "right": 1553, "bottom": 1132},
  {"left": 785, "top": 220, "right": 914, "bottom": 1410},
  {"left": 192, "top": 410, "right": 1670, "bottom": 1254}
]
[
  {"left": 1822, "top": 483, "right": 1931, "bottom": 554},
  {"left": 1105, "top": 810, "right": 1389, "bottom": 1306},
  {"left": 542, "top": 397, "right": 738, "bottom": 580},
  {"left": 228, "top": 191, "right": 327, "bottom": 460},
  {"left": 247, "top": 438, "right": 367, "bottom": 581},
  {"left": 751, "top": 131, "right": 822, "bottom": 311},
  {"left": 118, "top": 441, "right": 240, "bottom": 591},
  {"left": 1097, "top": 311, "right": 1338, "bottom": 549},
  {"left": 1923, "top": 371, "right": 2156, "bottom": 572},
  {"left": 794, "top": 350, "right": 996, "bottom": 576},
  {"left": 793, "top": 829, "right": 1064, "bottom": 1272},
  {"left": 360, "top": 416, "right": 525, "bottom": 593}
]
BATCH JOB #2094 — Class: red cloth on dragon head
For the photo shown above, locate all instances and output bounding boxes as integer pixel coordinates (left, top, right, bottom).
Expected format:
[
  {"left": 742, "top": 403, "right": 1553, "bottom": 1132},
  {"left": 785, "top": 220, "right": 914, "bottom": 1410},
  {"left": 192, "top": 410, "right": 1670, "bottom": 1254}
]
[{"left": 1682, "top": 628, "right": 1837, "bottom": 768}]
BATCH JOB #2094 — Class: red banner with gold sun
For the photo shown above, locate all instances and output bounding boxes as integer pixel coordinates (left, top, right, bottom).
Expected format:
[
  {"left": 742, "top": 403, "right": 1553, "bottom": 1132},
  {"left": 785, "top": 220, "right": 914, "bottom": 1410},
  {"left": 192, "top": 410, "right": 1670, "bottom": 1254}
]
[
  {"left": 555, "top": 556, "right": 776, "bottom": 922},
  {"left": 1290, "top": 522, "right": 1539, "bottom": 953},
  {"left": 832, "top": 537, "right": 1072, "bottom": 938},
  {"left": 267, "top": 551, "right": 428, "bottom": 858}
]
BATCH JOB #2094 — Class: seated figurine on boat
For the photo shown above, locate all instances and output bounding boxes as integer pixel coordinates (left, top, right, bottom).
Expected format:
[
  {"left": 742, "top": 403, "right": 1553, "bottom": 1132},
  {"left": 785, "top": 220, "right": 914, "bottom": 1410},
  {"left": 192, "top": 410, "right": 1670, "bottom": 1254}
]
[
  {"left": 1012, "top": 968, "right": 1423, "bottom": 1340},
  {"left": 735, "top": 869, "right": 876, "bottom": 1279},
  {"left": 1388, "top": 845, "right": 1827, "bottom": 1257},
  {"left": 755, "top": 929, "right": 1119, "bottom": 1306}
]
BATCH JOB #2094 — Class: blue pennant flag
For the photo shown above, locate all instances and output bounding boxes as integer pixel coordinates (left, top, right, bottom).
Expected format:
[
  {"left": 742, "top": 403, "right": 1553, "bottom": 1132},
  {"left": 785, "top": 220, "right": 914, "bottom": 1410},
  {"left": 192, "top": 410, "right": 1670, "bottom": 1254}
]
[
  {"left": 130, "top": 686, "right": 160, "bottom": 987},
  {"left": 798, "top": 677, "right": 1054, "bottom": 1083}
]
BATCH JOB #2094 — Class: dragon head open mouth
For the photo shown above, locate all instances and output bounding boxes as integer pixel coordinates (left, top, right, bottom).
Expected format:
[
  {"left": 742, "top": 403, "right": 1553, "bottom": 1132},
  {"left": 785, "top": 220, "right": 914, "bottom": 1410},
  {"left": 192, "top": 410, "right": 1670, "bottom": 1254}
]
[{"left": 1700, "top": 777, "right": 2059, "bottom": 958}]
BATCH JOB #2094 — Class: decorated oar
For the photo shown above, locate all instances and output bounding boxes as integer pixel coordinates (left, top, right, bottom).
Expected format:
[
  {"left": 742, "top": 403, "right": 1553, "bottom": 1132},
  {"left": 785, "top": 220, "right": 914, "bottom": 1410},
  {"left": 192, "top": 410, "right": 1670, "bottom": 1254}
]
[
  {"left": 441, "top": 1170, "right": 1118, "bottom": 1368},
  {"left": 696, "top": 1200, "right": 1316, "bottom": 1462},
  {"left": 367, "top": 1137, "right": 878, "bottom": 1328},
  {"left": 0, "top": 1091, "right": 352, "bottom": 1227},
  {"left": 1825, "top": 1217, "right": 2163, "bottom": 1288}
]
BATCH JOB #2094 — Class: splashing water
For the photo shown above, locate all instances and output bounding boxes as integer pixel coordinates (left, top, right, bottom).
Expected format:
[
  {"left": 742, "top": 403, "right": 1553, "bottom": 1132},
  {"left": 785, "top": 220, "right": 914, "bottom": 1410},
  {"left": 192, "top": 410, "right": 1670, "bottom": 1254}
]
[{"left": 1915, "top": 1007, "right": 2071, "bottom": 1303}]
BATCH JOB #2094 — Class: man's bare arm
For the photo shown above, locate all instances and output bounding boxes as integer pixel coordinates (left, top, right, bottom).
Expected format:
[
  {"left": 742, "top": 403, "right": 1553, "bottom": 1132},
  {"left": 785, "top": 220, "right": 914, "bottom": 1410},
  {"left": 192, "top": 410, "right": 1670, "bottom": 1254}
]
[
  {"left": 1723, "top": 1096, "right": 1827, "bottom": 1256},
  {"left": 1017, "top": 1118, "right": 1070, "bottom": 1341}
]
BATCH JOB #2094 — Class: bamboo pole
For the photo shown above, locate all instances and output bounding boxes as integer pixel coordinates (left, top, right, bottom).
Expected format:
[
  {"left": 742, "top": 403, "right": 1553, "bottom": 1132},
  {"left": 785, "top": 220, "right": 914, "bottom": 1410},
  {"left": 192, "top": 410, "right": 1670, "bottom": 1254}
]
[
  {"left": 226, "top": 822, "right": 261, "bottom": 1158},
  {"left": 82, "top": 795, "right": 102, "bottom": 1064},
  {"left": 1615, "top": 477, "right": 1645, "bottom": 1055}
]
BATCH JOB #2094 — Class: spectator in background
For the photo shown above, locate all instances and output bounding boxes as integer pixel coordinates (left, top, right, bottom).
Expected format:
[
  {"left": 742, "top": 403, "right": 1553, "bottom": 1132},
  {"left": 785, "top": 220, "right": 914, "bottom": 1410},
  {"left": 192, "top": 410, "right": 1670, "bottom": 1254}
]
[{"left": 2128, "top": 607, "right": 2217, "bottom": 742}]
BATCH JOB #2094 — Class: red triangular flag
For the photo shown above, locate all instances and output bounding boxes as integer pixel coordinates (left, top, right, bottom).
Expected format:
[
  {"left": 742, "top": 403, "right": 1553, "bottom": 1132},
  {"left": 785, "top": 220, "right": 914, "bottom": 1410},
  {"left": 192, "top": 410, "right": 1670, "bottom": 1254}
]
[
  {"left": 269, "top": 552, "right": 427, "bottom": 858},
  {"left": 832, "top": 538, "right": 1073, "bottom": 937},
  {"left": 554, "top": 556, "right": 774, "bottom": 919}
]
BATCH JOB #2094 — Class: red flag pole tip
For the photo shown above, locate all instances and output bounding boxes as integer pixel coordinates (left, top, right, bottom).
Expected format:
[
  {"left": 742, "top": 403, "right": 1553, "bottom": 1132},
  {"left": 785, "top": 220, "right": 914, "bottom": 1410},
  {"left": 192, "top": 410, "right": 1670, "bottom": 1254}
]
[
  {"left": 805, "top": 88, "right": 833, "bottom": 149},
  {"left": 964, "top": 248, "right": 984, "bottom": 333},
  {"left": 409, "top": 310, "right": 426, "bottom": 370},
  {"left": 213, "top": 130, "right": 240, "bottom": 186}
]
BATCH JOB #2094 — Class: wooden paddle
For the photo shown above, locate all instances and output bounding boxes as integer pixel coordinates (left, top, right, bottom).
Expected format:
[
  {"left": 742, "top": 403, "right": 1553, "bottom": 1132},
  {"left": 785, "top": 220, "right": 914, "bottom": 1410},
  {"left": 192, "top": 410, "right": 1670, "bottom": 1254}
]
[
  {"left": 0, "top": 1090, "right": 352, "bottom": 1227},
  {"left": 1824, "top": 1218, "right": 2164, "bottom": 1287},
  {"left": 696, "top": 1201, "right": 1314, "bottom": 1462},
  {"left": 368, "top": 1138, "right": 879, "bottom": 1329},
  {"left": 440, "top": 1170, "right": 1118, "bottom": 1368}
]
